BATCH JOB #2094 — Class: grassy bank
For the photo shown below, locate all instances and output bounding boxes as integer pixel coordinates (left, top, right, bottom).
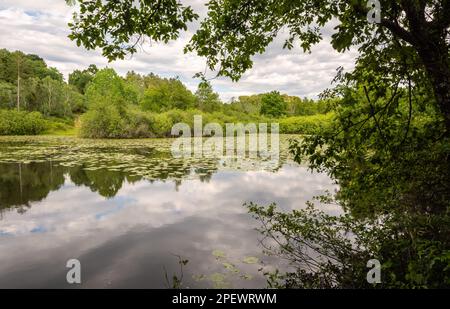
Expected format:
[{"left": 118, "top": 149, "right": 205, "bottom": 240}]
[{"left": 0, "top": 109, "right": 79, "bottom": 136}]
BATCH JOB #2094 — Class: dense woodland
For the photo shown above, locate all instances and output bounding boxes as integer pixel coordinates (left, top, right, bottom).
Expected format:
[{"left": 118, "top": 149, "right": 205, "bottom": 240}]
[{"left": 0, "top": 48, "right": 332, "bottom": 137}]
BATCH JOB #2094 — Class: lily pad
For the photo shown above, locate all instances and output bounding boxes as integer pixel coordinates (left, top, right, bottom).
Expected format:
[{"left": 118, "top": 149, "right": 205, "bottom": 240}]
[
  {"left": 240, "top": 274, "right": 253, "bottom": 280},
  {"left": 222, "top": 262, "right": 240, "bottom": 273},
  {"left": 242, "top": 256, "right": 259, "bottom": 264},
  {"left": 212, "top": 250, "right": 226, "bottom": 259}
]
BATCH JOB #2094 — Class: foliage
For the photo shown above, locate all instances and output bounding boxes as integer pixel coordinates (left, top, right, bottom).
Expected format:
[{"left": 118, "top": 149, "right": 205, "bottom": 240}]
[
  {"left": 279, "top": 113, "right": 333, "bottom": 135},
  {"left": 260, "top": 91, "right": 287, "bottom": 117},
  {"left": 195, "top": 81, "right": 222, "bottom": 112},
  {"left": 247, "top": 200, "right": 450, "bottom": 288},
  {"left": 183, "top": 0, "right": 450, "bottom": 131},
  {"left": 77, "top": 67, "right": 330, "bottom": 138},
  {"left": 147, "top": 113, "right": 173, "bottom": 137},
  {"left": 66, "top": 0, "right": 450, "bottom": 132},
  {"left": 43, "top": 117, "right": 77, "bottom": 136},
  {"left": 229, "top": 95, "right": 262, "bottom": 115},
  {"left": 85, "top": 68, "right": 128, "bottom": 108},
  {"left": 0, "top": 49, "right": 86, "bottom": 117},
  {"left": 285, "top": 96, "right": 333, "bottom": 116},
  {"left": 0, "top": 81, "right": 15, "bottom": 109},
  {"left": 164, "top": 255, "right": 190, "bottom": 289},
  {"left": 68, "top": 64, "right": 98, "bottom": 94},
  {"left": 0, "top": 49, "right": 63, "bottom": 84},
  {"left": 67, "top": 0, "right": 198, "bottom": 61},
  {"left": 37, "top": 77, "right": 66, "bottom": 117},
  {"left": 64, "top": 84, "right": 86, "bottom": 114},
  {"left": 80, "top": 105, "right": 127, "bottom": 138},
  {"left": 81, "top": 68, "right": 130, "bottom": 138},
  {"left": 269, "top": 80, "right": 450, "bottom": 288},
  {"left": 1, "top": 48, "right": 331, "bottom": 137},
  {"left": 140, "top": 77, "right": 195, "bottom": 112},
  {"left": 0, "top": 109, "right": 46, "bottom": 135}
]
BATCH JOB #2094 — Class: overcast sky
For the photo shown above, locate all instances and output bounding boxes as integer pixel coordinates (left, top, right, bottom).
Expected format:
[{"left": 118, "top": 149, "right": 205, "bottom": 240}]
[{"left": 0, "top": 0, "right": 357, "bottom": 101}]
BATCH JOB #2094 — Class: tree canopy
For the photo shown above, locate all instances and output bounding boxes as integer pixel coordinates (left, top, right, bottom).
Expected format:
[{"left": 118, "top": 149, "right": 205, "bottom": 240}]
[
  {"left": 0, "top": 47, "right": 328, "bottom": 138},
  {"left": 68, "top": 64, "right": 98, "bottom": 94},
  {"left": 67, "top": 0, "right": 198, "bottom": 61},
  {"left": 0, "top": 49, "right": 82, "bottom": 116},
  {"left": 260, "top": 91, "right": 287, "bottom": 117},
  {"left": 195, "top": 81, "right": 221, "bottom": 112}
]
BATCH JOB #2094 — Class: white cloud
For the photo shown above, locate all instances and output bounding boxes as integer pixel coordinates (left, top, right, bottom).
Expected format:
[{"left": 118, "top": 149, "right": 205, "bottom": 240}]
[
  {"left": 0, "top": 1, "right": 357, "bottom": 101},
  {"left": 0, "top": 165, "right": 338, "bottom": 287}
]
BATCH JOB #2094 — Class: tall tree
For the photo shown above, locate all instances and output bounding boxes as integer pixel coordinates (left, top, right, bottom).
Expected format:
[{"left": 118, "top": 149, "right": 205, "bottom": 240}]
[
  {"left": 195, "top": 81, "right": 221, "bottom": 112},
  {"left": 15, "top": 53, "right": 22, "bottom": 111},
  {"left": 140, "top": 76, "right": 195, "bottom": 112},
  {"left": 68, "top": 64, "right": 98, "bottom": 94},
  {"left": 260, "top": 91, "right": 287, "bottom": 117}
]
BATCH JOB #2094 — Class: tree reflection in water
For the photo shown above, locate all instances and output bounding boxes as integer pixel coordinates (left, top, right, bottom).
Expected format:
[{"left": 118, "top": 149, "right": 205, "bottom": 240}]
[{"left": 0, "top": 160, "right": 221, "bottom": 216}]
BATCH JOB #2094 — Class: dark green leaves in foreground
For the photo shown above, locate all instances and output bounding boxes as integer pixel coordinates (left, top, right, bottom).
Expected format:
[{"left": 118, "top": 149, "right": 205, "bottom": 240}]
[
  {"left": 247, "top": 199, "right": 450, "bottom": 288},
  {"left": 67, "top": 0, "right": 198, "bottom": 61}
]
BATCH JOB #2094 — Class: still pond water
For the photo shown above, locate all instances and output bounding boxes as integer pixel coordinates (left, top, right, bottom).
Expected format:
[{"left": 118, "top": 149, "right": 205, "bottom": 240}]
[{"left": 0, "top": 136, "right": 338, "bottom": 288}]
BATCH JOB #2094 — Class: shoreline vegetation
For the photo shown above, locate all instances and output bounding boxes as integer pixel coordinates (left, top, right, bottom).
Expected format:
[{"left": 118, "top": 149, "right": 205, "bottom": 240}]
[{"left": 0, "top": 48, "right": 333, "bottom": 138}]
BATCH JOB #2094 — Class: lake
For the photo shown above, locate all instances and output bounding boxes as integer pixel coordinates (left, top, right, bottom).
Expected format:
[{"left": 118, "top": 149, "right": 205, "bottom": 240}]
[{"left": 0, "top": 136, "right": 338, "bottom": 288}]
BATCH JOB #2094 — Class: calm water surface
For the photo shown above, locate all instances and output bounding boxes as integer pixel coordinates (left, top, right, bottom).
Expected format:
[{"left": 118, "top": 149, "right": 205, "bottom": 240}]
[{"left": 0, "top": 136, "right": 338, "bottom": 288}]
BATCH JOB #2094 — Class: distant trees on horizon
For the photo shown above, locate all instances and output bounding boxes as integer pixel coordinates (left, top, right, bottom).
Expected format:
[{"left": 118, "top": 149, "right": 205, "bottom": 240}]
[{"left": 0, "top": 48, "right": 331, "bottom": 120}]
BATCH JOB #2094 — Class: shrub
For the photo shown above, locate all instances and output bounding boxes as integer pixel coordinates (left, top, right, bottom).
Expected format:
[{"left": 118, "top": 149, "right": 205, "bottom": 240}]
[
  {"left": 165, "top": 109, "right": 186, "bottom": 125},
  {"left": 78, "top": 106, "right": 332, "bottom": 139},
  {"left": 148, "top": 113, "right": 173, "bottom": 137},
  {"left": 123, "top": 110, "right": 153, "bottom": 138},
  {"left": 279, "top": 113, "right": 334, "bottom": 134},
  {"left": 79, "top": 105, "right": 126, "bottom": 138},
  {"left": 0, "top": 109, "right": 47, "bottom": 135}
]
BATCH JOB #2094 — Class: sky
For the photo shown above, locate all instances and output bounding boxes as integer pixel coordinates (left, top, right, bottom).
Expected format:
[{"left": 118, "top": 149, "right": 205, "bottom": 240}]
[{"left": 0, "top": 0, "right": 357, "bottom": 102}]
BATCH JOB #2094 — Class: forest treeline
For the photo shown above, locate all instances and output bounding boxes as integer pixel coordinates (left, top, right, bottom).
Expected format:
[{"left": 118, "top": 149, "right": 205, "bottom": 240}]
[{"left": 0, "top": 48, "right": 332, "bottom": 137}]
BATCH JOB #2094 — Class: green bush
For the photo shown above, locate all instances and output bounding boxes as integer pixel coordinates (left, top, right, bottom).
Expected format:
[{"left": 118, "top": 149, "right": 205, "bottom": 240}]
[
  {"left": 80, "top": 106, "right": 174, "bottom": 138},
  {"left": 165, "top": 108, "right": 186, "bottom": 125},
  {"left": 260, "top": 91, "right": 287, "bottom": 117},
  {"left": 123, "top": 110, "right": 152, "bottom": 138},
  {"left": 0, "top": 109, "right": 47, "bottom": 135},
  {"left": 148, "top": 113, "right": 173, "bottom": 137},
  {"left": 78, "top": 106, "right": 333, "bottom": 139},
  {"left": 79, "top": 105, "right": 126, "bottom": 138},
  {"left": 279, "top": 113, "right": 334, "bottom": 134}
]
